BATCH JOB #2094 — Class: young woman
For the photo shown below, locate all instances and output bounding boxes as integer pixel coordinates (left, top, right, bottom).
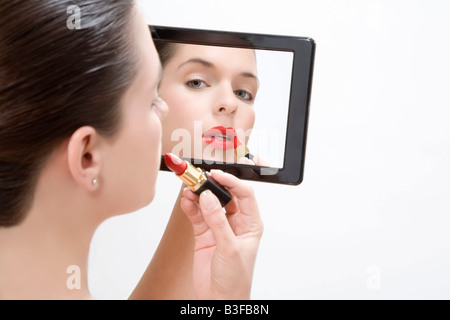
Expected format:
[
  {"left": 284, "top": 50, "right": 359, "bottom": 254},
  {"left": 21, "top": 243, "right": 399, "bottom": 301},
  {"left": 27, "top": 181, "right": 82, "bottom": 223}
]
[
  {"left": 156, "top": 42, "right": 267, "bottom": 166},
  {"left": 0, "top": 0, "right": 263, "bottom": 300}
]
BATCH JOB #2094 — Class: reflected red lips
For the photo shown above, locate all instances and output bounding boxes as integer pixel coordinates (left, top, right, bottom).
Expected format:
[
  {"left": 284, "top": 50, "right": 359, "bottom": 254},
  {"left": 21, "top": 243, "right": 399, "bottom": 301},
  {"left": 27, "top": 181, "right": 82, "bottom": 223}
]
[{"left": 202, "top": 126, "right": 236, "bottom": 150}]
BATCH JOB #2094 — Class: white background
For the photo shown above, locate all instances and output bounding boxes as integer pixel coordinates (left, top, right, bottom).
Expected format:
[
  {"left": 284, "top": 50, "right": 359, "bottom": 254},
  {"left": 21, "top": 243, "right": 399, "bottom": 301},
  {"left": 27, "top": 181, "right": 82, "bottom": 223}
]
[
  {"left": 250, "top": 50, "right": 293, "bottom": 168},
  {"left": 88, "top": 0, "right": 450, "bottom": 299}
]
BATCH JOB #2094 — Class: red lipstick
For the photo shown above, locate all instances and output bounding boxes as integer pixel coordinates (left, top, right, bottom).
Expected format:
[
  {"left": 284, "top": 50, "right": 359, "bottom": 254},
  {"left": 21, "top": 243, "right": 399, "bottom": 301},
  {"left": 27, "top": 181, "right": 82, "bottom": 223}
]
[
  {"left": 164, "top": 152, "right": 187, "bottom": 175},
  {"left": 164, "top": 153, "right": 232, "bottom": 207},
  {"left": 202, "top": 126, "right": 236, "bottom": 150}
]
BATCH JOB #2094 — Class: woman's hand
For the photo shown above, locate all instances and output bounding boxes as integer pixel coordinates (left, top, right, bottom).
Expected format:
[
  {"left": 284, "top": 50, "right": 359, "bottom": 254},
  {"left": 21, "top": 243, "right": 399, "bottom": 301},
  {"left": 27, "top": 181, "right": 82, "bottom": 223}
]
[{"left": 180, "top": 170, "right": 263, "bottom": 300}]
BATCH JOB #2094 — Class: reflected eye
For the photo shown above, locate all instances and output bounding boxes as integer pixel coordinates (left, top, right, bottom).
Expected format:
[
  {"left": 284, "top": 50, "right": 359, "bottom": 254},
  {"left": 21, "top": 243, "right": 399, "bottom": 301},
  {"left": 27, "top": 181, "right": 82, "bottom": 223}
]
[
  {"left": 186, "top": 79, "right": 208, "bottom": 89},
  {"left": 234, "top": 89, "right": 254, "bottom": 101}
]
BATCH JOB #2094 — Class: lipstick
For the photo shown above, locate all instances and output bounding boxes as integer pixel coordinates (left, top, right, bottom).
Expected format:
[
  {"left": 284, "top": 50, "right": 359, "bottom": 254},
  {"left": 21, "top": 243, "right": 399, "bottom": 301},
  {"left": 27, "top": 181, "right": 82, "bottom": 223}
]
[
  {"left": 164, "top": 153, "right": 232, "bottom": 207},
  {"left": 202, "top": 126, "right": 236, "bottom": 150},
  {"left": 234, "top": 137, "right": 254, "bottom": 161}
]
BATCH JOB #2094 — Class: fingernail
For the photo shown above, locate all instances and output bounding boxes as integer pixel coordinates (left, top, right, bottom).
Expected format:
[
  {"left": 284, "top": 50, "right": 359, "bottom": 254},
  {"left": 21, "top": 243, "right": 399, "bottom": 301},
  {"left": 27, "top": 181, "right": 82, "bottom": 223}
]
[{"left": 200, "top": 190, "right": 218, "bottom": 211}]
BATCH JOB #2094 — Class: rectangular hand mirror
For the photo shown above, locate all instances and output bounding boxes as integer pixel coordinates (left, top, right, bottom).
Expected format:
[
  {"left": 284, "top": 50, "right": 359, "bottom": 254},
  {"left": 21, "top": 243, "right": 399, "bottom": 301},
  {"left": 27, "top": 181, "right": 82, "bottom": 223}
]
[{"left": 151, "top": 25, "right": 315, "bottom": 185}]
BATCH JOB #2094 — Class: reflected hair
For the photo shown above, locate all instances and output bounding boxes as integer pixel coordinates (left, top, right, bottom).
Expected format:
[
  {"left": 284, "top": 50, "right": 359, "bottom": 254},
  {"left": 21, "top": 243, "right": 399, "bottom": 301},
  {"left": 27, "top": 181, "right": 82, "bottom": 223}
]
[
  {"left": 154, "top": 40, "right": 257, "bottom": 68},
  {"left": 0, "top": 0, "right": 139, "bottom": 227},
  {"left": 154, "top": 40, "right": 178, "bottom": 67}
]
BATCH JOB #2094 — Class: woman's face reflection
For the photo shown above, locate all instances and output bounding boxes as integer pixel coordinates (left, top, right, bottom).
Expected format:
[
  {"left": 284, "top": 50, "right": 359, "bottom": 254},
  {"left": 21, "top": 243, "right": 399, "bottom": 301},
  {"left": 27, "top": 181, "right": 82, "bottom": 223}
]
[{"left": 158, "top": 44, "right": 258, "bottom": 163}]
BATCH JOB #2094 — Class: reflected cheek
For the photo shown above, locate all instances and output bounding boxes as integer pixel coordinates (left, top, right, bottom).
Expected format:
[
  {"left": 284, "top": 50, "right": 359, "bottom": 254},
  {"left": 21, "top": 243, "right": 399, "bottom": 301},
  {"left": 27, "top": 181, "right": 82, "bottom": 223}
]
[
  {"left": 161, "top": 93, "right": 208, "bottom": 149},
  {"left": 241, "top": 107, "right": 256, "bottom": 130},
  {"left": 235, "top": 107, "right": 255, "bottom": 146},
  {"left": 249, "top": 109, "right": 256, "bottom": 127}
]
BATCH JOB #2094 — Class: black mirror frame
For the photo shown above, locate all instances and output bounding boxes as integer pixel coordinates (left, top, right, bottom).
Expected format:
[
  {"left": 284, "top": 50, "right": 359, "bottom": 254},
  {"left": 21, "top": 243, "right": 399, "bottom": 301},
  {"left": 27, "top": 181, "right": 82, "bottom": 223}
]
[{"left": 151, "top": 25, "right": 315, "bottom": 185}]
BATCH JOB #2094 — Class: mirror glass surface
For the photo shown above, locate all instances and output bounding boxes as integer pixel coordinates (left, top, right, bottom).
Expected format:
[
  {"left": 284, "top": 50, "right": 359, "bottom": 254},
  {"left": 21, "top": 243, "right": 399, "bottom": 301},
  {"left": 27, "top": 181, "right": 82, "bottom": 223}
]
[
  {"left": 156, "top": 42, "right": 293, "bottom": 169},
  {"left": 151, "top": 25, "right": 315, "bottom": 185}
]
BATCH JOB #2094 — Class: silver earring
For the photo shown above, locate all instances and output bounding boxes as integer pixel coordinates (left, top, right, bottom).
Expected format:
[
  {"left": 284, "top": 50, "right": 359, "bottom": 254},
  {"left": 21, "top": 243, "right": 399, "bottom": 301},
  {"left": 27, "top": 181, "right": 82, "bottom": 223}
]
[{"left": 92, "top": 178, "right": 98, "bottom": 186}]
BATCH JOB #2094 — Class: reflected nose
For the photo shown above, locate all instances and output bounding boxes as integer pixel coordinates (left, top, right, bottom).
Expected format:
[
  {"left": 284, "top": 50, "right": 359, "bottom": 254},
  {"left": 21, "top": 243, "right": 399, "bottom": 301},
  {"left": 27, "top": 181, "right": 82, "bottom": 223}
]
[
  {"left": 213, "top": 86, "right": 238, "bottom": 116},
  {"left": 215, "top": 104, "right": 238, "bottom": 116}
]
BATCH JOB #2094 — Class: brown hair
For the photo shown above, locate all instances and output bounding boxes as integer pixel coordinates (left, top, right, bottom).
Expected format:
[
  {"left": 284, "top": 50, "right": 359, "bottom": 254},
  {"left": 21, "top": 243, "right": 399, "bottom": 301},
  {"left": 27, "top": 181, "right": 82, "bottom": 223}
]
[
  {"left": 154, "top": 40, "right": 177, "bottom": 68},
  {"left": 0, "top": 0, "right": 139, "bottom": 227}
]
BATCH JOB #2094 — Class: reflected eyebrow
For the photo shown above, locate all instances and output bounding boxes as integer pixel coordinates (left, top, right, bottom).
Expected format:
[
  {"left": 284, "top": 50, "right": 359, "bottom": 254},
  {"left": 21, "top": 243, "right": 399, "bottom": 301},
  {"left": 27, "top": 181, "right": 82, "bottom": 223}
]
[
  {"left": 240, "top": 72, "right": 259, "bottom": 86},
  {"left": 239, "top": 72, "right": 260, "bottom": 91},
  {"left": 177, "top": 58, "right": 214, "bottom": 70},
  {"left": 178, "top": 58, "right": 259, "bottom": 86}
]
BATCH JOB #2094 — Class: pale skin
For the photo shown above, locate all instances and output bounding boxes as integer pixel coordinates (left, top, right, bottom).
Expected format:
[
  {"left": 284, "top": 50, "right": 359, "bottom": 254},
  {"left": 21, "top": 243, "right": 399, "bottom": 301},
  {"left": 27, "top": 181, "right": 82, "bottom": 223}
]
[
  {"left": 132, "top": 32, "right": 268, "bottom": 301},
  {"left": 0, "top": 7, "right": 263, "bottom": 300},
  {"left": 159, "top": 44, "right": 266, "bottom": 166},
  {"left": 133, "top": 45, "right": 267, "bottom": 299}
]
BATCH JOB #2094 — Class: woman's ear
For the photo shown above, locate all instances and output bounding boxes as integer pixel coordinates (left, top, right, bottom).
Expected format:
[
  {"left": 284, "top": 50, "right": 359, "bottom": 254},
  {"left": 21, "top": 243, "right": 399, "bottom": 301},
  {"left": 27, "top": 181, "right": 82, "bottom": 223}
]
[{"left": 67, "top": 126, "right": 102, "bottom": 192}]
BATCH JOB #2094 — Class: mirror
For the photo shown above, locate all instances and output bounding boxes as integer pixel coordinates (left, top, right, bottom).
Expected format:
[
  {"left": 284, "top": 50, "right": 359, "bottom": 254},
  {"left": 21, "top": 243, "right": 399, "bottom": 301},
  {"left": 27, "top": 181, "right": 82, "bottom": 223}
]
[{"left": 151, "top": 26, "right": 315, "bottom": 185}]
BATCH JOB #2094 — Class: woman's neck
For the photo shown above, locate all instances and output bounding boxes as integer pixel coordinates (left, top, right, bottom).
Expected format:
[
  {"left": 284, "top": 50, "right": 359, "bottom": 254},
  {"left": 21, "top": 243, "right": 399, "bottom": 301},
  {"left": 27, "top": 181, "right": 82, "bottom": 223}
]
[
  {"left": 0, "top": 222, "right": 94, "bottom": 299},
  {"left": 0, "top": 153, "right": 100, "bottom": 299}
]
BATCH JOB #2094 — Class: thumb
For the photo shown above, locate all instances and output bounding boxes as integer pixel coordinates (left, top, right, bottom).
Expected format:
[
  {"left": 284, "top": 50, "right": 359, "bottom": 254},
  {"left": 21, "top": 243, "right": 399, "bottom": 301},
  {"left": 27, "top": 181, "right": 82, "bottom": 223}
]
[{"left": 199, "top": 190, "right": 235, "bottom": 246}]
